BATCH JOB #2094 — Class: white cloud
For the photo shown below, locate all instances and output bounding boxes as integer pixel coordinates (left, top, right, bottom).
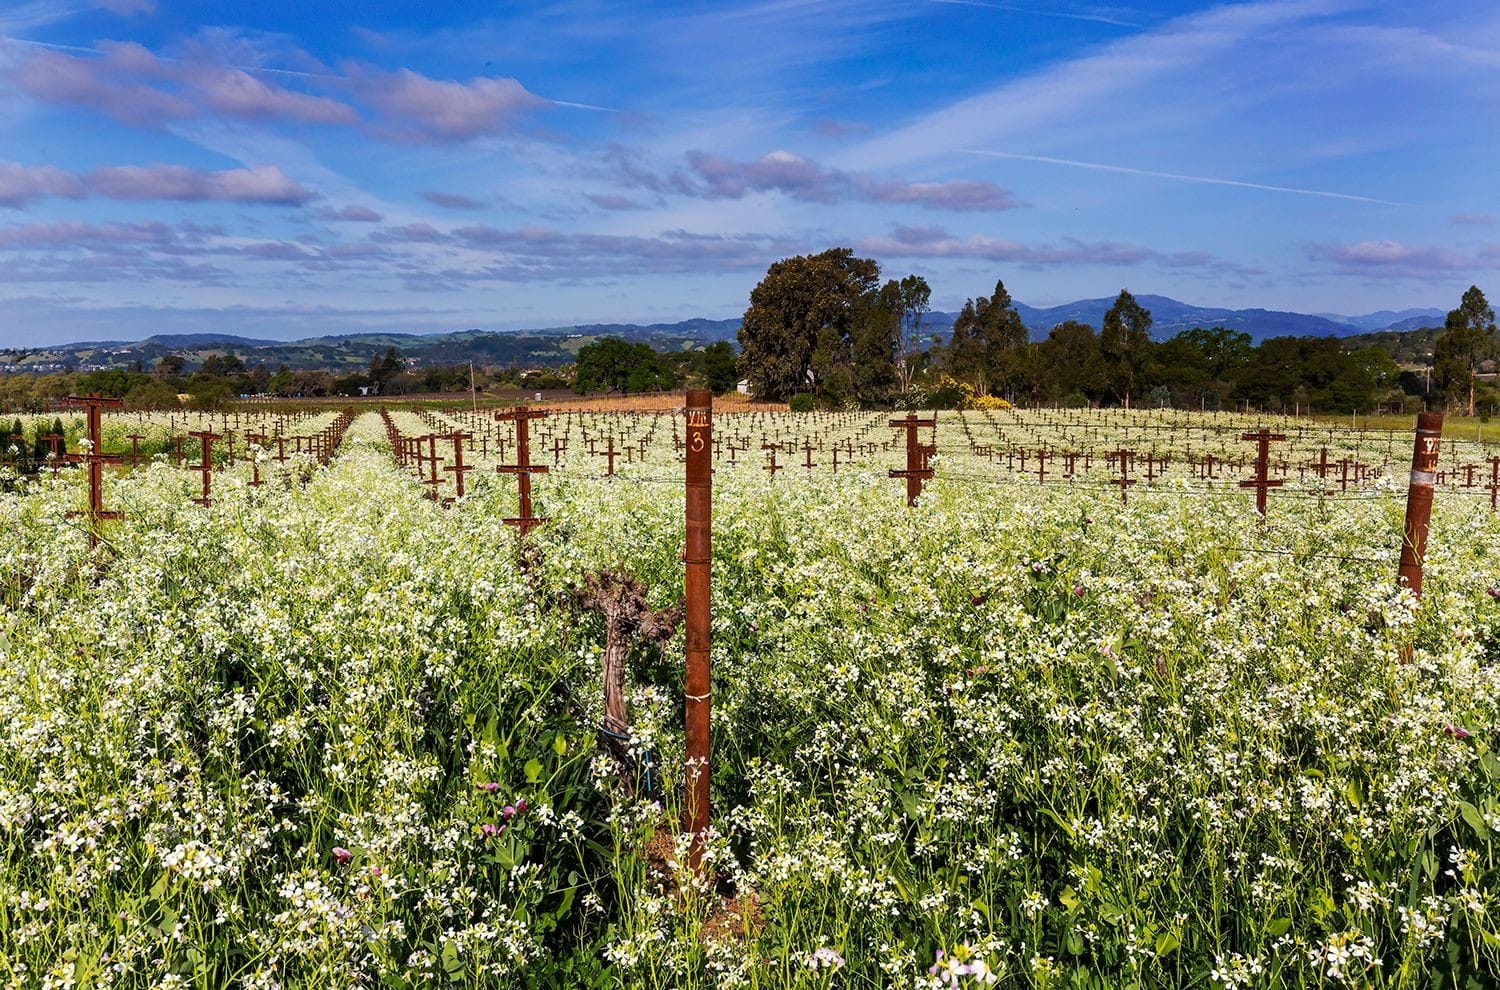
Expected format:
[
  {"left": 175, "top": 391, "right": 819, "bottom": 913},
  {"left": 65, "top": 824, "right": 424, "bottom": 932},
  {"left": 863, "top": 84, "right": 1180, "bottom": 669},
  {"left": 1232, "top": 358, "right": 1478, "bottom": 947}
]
[{"left": 837, "top": 0, "right": 1353, "bottom": 171}]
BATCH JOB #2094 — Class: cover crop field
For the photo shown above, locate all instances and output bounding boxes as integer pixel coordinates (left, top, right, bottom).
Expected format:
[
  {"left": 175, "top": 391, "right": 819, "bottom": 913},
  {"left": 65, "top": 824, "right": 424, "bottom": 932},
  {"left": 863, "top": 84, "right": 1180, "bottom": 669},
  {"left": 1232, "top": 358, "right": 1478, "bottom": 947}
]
[{"left": 1, "top": 406, "right": 1498, "bottom": 988}]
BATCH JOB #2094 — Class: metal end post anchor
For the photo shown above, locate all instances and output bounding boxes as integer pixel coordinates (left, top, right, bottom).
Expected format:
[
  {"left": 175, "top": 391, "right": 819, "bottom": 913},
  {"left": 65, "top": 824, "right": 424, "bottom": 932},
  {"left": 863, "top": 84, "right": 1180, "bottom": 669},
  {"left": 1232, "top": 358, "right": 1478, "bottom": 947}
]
[
  {"left": 683, "top": 389, "right": 713, "bottom": 874},
  {"left": 1398, "top": 412, "right": 1442, "bottom": 600}
]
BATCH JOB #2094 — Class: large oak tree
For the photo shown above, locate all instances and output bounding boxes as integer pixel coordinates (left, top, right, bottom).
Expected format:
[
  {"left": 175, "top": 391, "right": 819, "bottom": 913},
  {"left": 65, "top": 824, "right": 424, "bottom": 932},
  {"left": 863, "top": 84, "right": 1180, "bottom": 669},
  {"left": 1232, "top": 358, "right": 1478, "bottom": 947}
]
[{"left": 738, "top": 248, "right": 880, "bottom": 401}]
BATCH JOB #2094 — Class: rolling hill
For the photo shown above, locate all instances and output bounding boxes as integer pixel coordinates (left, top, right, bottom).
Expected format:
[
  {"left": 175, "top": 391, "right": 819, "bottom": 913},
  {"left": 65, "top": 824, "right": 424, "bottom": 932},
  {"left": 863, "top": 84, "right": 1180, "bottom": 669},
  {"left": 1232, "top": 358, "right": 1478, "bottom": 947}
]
[{"left": 1, "top": 300, "right": 1447, "bottom": 374}]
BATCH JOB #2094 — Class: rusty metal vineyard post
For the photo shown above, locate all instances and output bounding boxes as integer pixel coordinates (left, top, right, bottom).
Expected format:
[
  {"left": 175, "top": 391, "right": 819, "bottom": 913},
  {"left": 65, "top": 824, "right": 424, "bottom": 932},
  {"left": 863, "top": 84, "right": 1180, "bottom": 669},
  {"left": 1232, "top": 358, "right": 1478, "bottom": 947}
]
[
  {"left": 496, "top": 405, "right": 549, "bottom": 537},
  {"left": 444, "top": 432, "right": 472, "bottom": 501},
  {"left": 62, "top": 393, "right": 124, "bottom": 548},
  {"left": 1397, "top": 412, "right": 1442, "bottom": 599},
  {"left": 1109, "top": 449, "right": 1137, "bottom": 505},
  {"left": 1239, "top": 428, "right": 1286, "bottom": 517},
  {"left": 189, "top": 430, "right": 220, "bottom": 507},
  {"left": 684, "top": 389, "right": 712, "bottom": 875},
  {"left": 889, "top": 411, "right": 937, "bottom": 506}
]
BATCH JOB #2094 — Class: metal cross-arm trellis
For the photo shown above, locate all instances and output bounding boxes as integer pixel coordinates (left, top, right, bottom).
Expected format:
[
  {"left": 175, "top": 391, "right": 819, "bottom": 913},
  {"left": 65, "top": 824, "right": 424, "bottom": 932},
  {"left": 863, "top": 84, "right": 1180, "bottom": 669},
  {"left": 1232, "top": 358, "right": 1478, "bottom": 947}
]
[
  {"left": 496, "top": 405, "right": 550, "bottom": 536},
  {"left": 62, "top": 393, "right": 124, "bottom": 548}
]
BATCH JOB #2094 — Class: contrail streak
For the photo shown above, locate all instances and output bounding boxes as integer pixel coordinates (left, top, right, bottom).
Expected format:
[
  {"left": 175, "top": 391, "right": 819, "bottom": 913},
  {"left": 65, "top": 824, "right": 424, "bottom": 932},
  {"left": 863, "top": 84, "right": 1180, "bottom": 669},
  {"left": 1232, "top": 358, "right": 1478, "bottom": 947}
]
[
  {"left": 928, "top": 0, "right": 1140, "bottom": 29},
  {"left": 0, "top": 34, "right": 620, "bottom": 109},
  {"left": 961, "top": 149, "right": 1410, "bottom": 206},
  {"left": 549, "top": 99, "right": 619, "bottom": 113}
]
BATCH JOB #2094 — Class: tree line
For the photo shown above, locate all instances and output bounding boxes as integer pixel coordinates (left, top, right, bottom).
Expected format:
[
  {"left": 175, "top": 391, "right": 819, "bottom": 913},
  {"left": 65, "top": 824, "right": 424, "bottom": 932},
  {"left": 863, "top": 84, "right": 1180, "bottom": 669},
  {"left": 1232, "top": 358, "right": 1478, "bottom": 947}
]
[
  {"left": 0, "top": 350, "right": 571, "bottom": 412},
  {"left": 2, "top": 252, "right": 1490, "bottom": 416},
  {"left": 735, "top": 247, "right": 1497, "bottom": 415},
  {"left": 0, "top": 338, "right": 740, "bottom": 412}
]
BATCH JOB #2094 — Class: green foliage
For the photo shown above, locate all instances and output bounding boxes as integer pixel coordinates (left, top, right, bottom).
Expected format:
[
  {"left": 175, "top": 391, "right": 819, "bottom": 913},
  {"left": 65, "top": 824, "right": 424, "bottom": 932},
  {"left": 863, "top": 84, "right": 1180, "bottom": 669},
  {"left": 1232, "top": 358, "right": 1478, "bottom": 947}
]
[
  {"left": 1034, "top": 320, "right": 1107, "bottom": 405},
  {"left": 943, "top": 278, "right": 1029, "bottom": 400},
  {"left": 186, "top": 372, "right": 232, "bottom": 410},
  {"left": 156, "top": 353, "right": 186, "bottom": 379},
  {"left": 1235, "top": 336, "right": 1383, "bottom": 414},
  {"left": 699, "top": 341, "right": 739, "bottom": 393},
  {"left": 5, "top": 411, "right": 1500, "bottom": 985},
  {"left": 737, "top": 248, "right": 918, "bottom": 407},
  {"left": 1099, "top": 289, "right": 1153, "bottom": 408},
  {"left": 75, "top": 369, "right": 153, "bottom": 398},
  {"left": 124, "top": 379, "right": 182, "bottom": 410},
  {"left": 881, "top": 274, "right": 931, "bottom": 394},
  {"left": 573, "top": 337, "right": 677, "bottom": 394},
  {"left": 1434, "top": 285, "right": 1497, "bottom": 416},
  {"left": 787, "top": 393, "right": 815, "bottom": 412},
  {"left": 369, "top": 346, "right": 405, "bottom": 392},
  {"left": 849, "top": 295, "right": 900, "bottom": 406},
  {"left": 737, "top": 248, "right": 880, "bottom": 401},
  {"left": 919, "top": 373, "right": 971, "bottom": 410}
]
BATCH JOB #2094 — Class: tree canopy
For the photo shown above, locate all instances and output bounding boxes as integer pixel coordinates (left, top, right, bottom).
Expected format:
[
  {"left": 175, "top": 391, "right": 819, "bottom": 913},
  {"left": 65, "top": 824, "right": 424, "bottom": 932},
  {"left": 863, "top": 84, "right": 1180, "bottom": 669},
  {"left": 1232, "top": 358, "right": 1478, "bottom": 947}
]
[
  {"left": 737, "top": 248, "right": 881, "bottom": 402},
  {"left": 1433, "top": 285, "right": 1496, "bottom": 416},
  {"left": 943, "top": 278, "right": 1029, "bottom": 399},
  {"left": 573, "top": 337, "right": 678, "bottom": 395},
  {"left": 1099, "top": 289, "right": 1152, "bottom": 409}
]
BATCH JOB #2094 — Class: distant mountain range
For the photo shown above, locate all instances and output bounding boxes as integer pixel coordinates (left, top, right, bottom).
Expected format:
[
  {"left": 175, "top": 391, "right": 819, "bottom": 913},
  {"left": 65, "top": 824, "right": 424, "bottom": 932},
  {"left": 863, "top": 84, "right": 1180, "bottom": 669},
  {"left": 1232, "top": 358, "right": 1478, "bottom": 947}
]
[
  {"left": 1, "top": 298, "right": 1448, "bottom": 373},
  {"left": 1007, "top": 296, "right": 1445, "bottom": 341}
]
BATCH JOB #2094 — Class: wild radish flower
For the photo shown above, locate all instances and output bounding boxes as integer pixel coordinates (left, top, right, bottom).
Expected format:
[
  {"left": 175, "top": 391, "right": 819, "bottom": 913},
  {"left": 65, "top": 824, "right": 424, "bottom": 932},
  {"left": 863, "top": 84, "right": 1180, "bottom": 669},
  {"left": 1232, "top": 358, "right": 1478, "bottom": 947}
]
[
  {"left": 805, "top": 947, "right": 845, "bottom": 970},
  {"left": 927, "top": 947, "right": 1000, "bottom": 987},
  {"left": 332, "top": 847, "right": 352, "bottom": 865}
]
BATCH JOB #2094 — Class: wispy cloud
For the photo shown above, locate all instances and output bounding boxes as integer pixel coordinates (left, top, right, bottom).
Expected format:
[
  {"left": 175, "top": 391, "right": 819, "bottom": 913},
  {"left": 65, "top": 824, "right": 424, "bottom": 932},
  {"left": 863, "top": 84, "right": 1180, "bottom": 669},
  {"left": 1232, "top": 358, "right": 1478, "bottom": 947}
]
[
  {"left": 97, "top": 0, "right": 155, "bottom": 16},
  {"left": 658, "top": 0, "right": 920, "bottom": 92},
  {"left": 1312, "top": 239, "right": 1500, "bottom": 277},
  {"left": 315, "top": 203, "right": 383, "bottom": 222},
  {"left": 927, "top": 0, "right": 1141, "bottom": 29},
  {"left": 437, "top": 224, "right": 805, "bottom": 282},
  {"left": 605, "top": 148, "right": 1018, "bottom": 211},
  {"left": 807, "top": 118, "right": 870, "bottom": 138},
  {"left": 840, "top": 0, "right": 1352, "bottom": 171},
  {"left": 962, "top": 149, "right": 1408, "bottom": 205},
  {"left": 13, "top": 44, "right": 196, "bottom": 125},
  {"left": 0, "top": 219, "right": 232, "bottom": 284},
  {"left": 0, "top": 2, "right": 89, "bottom": 35},
  {"left": 5, "top": 38, "right": 558, "bottom": 143},
  {"left": 88, "top": 163, "right": 316, "bottom": 204},
  {"left": 344, "top": 64, "right": 547, "bottom": 143},
  {"left": 585, "top": 193, "right": 645, "bottom": 211},
  {"left": 0, "top": 161, "right": 316, "bottom": 207},
  {"left": 1452, "top": 212, "right": 1496, "bottom": 227},
  {"left": 0, "top": 219, "right": 184, "bottom": 250},
  {"left": 1324, "top": 23, "right": 1500, "bottom": 71},
  {"left": 421, "top": 190, "right": 487, "bottom": 210},
  {"left": 856, "top": 223, "right": 1258, "bottom": 274},
  {"left": 369, "top": 222, "right": 446, "bottom": 244}
]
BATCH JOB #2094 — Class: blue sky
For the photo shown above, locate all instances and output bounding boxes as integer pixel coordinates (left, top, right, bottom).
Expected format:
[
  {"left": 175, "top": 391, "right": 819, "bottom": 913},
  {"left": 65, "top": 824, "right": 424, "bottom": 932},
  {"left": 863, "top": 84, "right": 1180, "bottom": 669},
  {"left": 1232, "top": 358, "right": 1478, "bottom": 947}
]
[{"left": 0, "top": 0, "right": 1495, "bottom": 345}]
